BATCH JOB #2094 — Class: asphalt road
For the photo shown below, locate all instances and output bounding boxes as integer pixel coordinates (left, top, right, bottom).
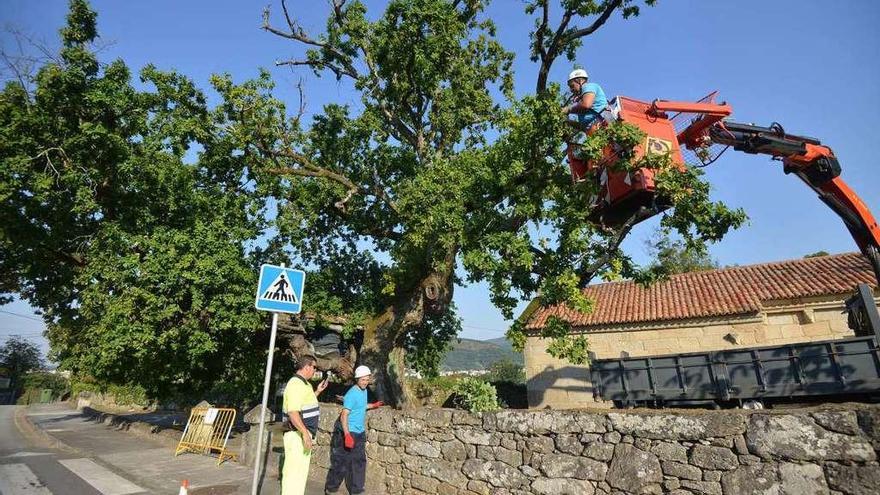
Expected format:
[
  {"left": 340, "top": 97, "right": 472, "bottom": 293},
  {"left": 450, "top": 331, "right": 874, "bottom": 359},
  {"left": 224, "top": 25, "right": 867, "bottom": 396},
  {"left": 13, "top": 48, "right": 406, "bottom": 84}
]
[{"left": 0, "top": 405, "right": 145, "bottom": 495}]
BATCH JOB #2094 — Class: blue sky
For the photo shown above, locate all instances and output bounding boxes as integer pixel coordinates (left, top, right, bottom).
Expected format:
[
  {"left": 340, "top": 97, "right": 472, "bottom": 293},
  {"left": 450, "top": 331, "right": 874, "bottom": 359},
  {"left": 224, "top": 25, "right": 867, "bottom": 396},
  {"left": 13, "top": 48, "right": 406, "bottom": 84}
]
[{"left": 2, "top": 0, "right": 879, "bottom": 356}]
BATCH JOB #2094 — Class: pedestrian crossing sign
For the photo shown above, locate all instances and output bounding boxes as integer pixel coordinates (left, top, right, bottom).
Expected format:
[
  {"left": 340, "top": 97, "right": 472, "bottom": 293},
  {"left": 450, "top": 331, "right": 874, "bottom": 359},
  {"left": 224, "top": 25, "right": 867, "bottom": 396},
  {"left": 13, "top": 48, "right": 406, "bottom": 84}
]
[{"left": 255, "top": 264, "right": 305, "bottom": 314}]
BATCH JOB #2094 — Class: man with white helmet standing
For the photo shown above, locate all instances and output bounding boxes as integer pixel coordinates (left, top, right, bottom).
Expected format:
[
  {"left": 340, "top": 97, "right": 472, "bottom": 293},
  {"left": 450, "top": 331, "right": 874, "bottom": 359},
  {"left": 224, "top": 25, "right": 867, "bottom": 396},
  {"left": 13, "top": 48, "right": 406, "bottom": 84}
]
[
  {"left": 324, "top": 365, "right": 383, "bottom": 495},
  {"left": 563, "top": 68, "right": 608, "bottom": 132}
]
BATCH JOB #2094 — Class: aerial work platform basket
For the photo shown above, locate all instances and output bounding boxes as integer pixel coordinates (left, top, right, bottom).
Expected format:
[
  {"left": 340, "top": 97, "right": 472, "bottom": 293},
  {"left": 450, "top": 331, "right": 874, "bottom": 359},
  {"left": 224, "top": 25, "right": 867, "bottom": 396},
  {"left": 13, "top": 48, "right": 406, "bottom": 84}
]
[{"left": 568, "top": 92, "right": 731, "bottom": 227}]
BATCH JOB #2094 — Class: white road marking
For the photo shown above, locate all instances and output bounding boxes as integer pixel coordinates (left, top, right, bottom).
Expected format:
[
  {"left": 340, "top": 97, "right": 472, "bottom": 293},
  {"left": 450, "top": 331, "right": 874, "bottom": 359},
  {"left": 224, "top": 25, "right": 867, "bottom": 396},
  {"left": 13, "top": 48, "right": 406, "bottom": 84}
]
[
  {"left": 0, "top": 463, "right": 53, "bottom": 494},
  {"left": 58, "top": 458, "right": 145, "bottom": 494}
]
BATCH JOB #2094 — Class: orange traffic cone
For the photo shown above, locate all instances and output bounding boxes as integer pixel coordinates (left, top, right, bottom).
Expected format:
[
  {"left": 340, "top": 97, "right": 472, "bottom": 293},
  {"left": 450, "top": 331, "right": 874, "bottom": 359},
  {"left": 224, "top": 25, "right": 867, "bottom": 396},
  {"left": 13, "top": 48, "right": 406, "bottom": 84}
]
[{"left": 178, "top": 480, "right": 189, "bottom": 495}]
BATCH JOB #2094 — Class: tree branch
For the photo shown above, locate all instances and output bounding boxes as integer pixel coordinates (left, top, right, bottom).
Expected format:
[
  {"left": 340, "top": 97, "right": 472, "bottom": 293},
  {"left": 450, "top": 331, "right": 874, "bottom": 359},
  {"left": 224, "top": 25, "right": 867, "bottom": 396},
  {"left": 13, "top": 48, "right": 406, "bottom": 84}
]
[
  {"left": 578, "top": 206, "right": 655, "bottom": 287},
  {"left": 529, "top": 245, "right": 549, "bottom": 276},
  {"left": 564, "top": 0, "right": 623, "bottom": 42},
  {"left": 535, "top": 8, "right": 573, "bottom": 92},
  {"left": 356, "top": 47, "right": 420, "bottom": 151},
  {"left": 57, "top": 250, "right": 86, "bottom": 267},
  {"left": 331, "top": 0, "right": 347, "bottom": 26},
  {"left": 267, "top": 164, "right": 359, "bottom": 212},
  {"left": 274, "top": 58, "right": 357, "bottom": 79},
  {"left": 254, "top": 135, "right": 361, "bottom": 212},
  {"left": 265, "top": 1, "right": 421, "bottom": 153},
  {"left": 327, "top": 2, "right": 422, "bottom": 153},
  {"left": 535, "top": 0, "right": 550, "bottom": 61},
  {"left": 535, "top": 0, "right": 623, "bottom": 92},
  {"left": 262, "top": 1, "right": 359, "bottom": 78},
  {"left": 293, "top": 78, "right": 306, "bottom": 123},
  {"left": 372, "top": 166, "right": 400, "bottom": 215}
]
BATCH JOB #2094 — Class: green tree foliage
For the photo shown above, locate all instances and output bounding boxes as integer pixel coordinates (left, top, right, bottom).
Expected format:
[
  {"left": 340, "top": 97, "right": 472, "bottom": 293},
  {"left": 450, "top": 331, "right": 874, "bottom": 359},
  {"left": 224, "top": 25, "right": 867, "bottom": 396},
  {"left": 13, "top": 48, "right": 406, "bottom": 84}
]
[
  {"left": 405, "top": 307, "right": 461, "bottom": 378},
  {"left": 21, "top": 371, "right": 67, "bottom": 390},
  {"left": 21, "top": 371, "right": 70, "bottom": 397},
  {"left": 484, "top": 358, "right": 525, "bottom": 384},
  {"left": 643, "top": 229, "right": 720, "bottom": 278},
  {"left": 0, "top": 1, "right": 269, "bottom": 400},
  {"left": 2, "top": 0, "right": 747, "bottom": 407},
  {"left": 0, "top": 336, "right": 44, "bottom": 390},
  {"left": 232, "top": 0, "right": 744, "bottom": 405}
]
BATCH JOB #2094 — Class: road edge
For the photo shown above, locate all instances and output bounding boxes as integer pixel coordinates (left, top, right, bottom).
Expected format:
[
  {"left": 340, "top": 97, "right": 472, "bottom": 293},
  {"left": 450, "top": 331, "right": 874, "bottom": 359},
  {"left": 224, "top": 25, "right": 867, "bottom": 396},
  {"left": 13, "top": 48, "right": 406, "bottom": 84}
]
[{"left": 13, "top": 405, "right": 81, "bottom": 454}]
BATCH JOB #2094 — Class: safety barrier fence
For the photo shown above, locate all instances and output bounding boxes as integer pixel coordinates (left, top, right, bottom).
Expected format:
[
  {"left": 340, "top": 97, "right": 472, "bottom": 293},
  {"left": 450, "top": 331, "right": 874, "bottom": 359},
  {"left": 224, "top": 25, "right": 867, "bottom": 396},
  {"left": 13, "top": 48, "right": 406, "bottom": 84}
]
[{"left": 175, "top": 407, "right": 237, "bottom": 465}]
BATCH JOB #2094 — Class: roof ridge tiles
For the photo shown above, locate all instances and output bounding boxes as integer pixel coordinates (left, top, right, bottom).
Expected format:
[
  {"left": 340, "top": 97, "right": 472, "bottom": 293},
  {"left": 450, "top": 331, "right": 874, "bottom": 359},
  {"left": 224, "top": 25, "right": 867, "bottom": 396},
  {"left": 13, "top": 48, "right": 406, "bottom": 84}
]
[{"left": 526, "top": 252, "right": 875, "bottom": 330}]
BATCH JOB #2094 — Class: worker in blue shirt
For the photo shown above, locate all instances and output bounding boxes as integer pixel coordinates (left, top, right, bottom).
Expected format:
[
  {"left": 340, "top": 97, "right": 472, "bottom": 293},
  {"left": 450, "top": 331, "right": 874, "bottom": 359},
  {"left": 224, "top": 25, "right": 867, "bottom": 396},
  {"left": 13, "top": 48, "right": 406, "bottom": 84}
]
[
  {"left": 563, "top": 68, "right": 608, "bottom": 179},
  {"left": 563, "top": 68, "right": 608, "bottom": 132},
  {"left": 324, "top": 365, "right": 383, "bottom": 495}
]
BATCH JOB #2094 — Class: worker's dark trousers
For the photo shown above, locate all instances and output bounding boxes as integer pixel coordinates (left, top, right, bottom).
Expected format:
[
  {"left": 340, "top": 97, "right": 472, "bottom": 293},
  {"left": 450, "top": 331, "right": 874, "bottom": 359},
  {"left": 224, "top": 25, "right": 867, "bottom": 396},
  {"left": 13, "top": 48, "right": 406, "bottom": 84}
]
[{"left": 324, "top": 428, "right": 367, "bottom": 495}]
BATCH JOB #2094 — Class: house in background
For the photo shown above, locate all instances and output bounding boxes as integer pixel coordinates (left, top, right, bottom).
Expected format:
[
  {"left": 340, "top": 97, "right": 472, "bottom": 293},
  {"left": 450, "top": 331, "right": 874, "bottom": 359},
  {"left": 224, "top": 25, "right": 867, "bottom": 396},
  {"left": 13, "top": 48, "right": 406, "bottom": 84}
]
[{"left": 520, "top": 252, "right": 880, "bottom": 410}]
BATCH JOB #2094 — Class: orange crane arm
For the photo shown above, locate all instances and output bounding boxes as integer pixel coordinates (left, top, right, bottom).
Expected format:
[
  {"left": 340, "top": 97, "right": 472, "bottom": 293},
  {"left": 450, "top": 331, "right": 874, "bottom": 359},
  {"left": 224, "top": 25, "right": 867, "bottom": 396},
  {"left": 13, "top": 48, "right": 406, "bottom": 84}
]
[
  {"left": 699, "top": 119, "right": 880, "bottom": 283},
  {"left": 577, "top": 94, "right": 880, "bottom": 283}
]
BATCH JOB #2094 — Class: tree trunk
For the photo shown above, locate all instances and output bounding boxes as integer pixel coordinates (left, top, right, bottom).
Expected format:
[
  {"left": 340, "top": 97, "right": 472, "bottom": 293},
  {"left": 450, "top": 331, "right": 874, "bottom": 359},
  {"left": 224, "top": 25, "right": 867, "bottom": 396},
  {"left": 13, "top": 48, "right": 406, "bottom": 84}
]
[
  {"left": 359, "top": 266, "right": 455, "bottom": 408},
  {"left": 359, "top": 307, "right": 413, "bottom": 408}
]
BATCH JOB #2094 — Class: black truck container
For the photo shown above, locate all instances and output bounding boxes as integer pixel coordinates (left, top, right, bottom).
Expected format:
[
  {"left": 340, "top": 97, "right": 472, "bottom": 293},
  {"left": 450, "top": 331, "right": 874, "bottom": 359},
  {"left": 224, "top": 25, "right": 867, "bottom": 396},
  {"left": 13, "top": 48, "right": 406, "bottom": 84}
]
[{"left": 589, "top": 284, "right": 880, "bottom": 408}]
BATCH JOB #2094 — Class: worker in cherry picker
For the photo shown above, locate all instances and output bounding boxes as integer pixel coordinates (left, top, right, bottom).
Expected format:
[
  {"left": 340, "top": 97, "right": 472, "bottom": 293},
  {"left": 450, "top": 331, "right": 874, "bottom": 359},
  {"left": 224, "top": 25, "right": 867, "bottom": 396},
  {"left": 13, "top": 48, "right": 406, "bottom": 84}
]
[
  {"left": 562, "top": 68, "right": 608, "bottom": 133},
  {"left": 563, "top": 68, "right": 608, "bottom": 179}
]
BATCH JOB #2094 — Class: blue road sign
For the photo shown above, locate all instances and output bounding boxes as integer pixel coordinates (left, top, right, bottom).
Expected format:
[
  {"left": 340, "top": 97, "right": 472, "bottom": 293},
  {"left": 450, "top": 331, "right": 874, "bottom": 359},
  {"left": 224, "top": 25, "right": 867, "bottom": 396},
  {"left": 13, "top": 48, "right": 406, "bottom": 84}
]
[{"left": 255, "top": 264, "right": 305, "bottom": 314}]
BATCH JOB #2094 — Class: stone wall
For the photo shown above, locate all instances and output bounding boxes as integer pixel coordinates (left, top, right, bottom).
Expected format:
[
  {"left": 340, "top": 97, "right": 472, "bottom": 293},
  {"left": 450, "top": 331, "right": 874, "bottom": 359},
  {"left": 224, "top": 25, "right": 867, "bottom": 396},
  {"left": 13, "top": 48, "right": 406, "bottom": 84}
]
[
  {"left": 524, "top": 296, "right": 871, "bottom": 409},
  {"left": 306, "top": 405, "right": 880, "bottom": 495}
]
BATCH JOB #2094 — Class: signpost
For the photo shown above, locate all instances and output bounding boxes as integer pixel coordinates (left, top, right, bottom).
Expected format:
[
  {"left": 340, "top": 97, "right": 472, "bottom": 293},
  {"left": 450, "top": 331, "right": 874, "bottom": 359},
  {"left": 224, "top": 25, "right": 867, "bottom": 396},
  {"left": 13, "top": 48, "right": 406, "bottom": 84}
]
[{"left": 251, "top": 263, "right": 306, "bottom": 495}]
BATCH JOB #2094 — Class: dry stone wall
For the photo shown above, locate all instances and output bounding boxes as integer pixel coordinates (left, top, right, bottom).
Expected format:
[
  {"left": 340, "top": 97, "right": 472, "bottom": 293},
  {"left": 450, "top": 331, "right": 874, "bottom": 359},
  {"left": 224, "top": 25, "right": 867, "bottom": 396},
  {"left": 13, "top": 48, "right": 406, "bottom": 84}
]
[{"left": 308, "top": 404, "right": 880, "bottom": 495}]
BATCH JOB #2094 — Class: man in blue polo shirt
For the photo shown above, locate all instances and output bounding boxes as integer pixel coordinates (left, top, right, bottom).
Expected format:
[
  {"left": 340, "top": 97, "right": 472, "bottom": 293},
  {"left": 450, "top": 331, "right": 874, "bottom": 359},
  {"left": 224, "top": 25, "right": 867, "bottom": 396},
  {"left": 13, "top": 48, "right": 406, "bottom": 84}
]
[
  {"left": 324, "top": 365, "right": 383, "bottom": 495},
  {"left": 563, "top": 68, "right": 608, "bottom": 131},
  {"left": 563, "top": 68, "right": 609, "bottom": 179}
]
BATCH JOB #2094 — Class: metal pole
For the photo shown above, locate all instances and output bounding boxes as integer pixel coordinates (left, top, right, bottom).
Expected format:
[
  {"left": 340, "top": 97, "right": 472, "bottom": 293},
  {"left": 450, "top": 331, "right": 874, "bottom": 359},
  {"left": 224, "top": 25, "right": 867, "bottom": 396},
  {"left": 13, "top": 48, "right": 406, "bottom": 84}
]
[{"left": 251, "top": 265, "right": 283, "bottom": 495}]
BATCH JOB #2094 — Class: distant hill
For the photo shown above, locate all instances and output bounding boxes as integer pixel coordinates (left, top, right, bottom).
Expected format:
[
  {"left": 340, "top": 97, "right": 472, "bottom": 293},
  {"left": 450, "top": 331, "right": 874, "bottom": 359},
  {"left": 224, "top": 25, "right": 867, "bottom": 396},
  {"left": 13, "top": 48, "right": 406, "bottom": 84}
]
[
  {"left": 485, "top": 337, "right": 514, "bottom": 352},
  {"left": 440, "top": 337, "right": 523, "bottom": 371}
]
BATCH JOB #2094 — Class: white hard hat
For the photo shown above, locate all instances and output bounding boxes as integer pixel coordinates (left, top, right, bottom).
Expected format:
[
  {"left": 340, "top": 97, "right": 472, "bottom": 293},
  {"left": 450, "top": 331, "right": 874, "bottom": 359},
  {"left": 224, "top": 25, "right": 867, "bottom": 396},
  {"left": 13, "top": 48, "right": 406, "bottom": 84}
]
[
  {"left": 354, "top": 365, "right": 372, "bottom": 378},
  {"left": 568, "top": 69, "right": 589, "bottom": 82}
]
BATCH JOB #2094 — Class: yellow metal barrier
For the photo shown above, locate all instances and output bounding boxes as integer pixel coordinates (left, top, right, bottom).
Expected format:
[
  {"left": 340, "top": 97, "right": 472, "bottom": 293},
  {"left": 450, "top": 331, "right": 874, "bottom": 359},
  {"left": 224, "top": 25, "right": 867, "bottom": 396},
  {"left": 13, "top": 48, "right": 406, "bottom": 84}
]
[{"left": 174, "top": 407, "right": 238, "bottom": 465}]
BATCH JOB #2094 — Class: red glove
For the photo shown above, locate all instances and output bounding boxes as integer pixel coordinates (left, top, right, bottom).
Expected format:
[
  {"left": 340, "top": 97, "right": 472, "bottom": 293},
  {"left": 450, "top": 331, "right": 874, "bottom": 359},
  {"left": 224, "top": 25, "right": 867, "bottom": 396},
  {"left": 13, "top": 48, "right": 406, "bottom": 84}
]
[
  {"left": 344, "top": 432, "right": 355, "bottom": 449},
  {"left": 369, "top": 401, "right": 384, "bottom": 409}
]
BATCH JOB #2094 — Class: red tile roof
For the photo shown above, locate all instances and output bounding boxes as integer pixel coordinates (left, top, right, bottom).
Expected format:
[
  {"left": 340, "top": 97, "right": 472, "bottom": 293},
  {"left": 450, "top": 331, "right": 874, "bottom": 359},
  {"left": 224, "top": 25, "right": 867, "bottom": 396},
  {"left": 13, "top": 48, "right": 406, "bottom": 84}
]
[{"left": 525, "top": 252, "right": 877, "bottom": 330}]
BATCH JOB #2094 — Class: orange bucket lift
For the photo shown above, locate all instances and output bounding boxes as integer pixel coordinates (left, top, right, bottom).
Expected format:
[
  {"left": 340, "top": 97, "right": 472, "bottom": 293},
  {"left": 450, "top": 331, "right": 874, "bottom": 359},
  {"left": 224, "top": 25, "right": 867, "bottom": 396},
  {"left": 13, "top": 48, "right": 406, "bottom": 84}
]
[{"left": 567, "top": 93, "right": 731, "bottom": 226}]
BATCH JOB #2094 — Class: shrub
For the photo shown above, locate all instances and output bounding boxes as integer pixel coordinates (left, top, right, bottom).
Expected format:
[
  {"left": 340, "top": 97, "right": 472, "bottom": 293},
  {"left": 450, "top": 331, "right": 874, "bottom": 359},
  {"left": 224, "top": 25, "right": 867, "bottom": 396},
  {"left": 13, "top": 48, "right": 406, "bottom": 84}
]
[
  {"left": 106, "top": 383, "right": 148, "bottom": 406},
  {"left": 71, "top": 378, "right": 101, "bottom": 398},
  {"left": 70, "top": 377, "right": 149, "bottom": 407},
  {"left": 22, "top": 372, "right": 69, "bottom": 394},
  {"left": 409, "top": 375, "right": 459, "bottom": 407},
  {"left": 483, "top": 359, "right": 525, "bottom": 385},
  {"left": 13, "top": 372, "right": 70, "bottom": 404},
  {"left": 451, "top": 377, "right": 499, "bottom": 413},
  {"left": 491, "top": 381, "right": 528, "bottom": 409},
  {"left": 16, "top": 388, "right": 37, "bottom": 404}
]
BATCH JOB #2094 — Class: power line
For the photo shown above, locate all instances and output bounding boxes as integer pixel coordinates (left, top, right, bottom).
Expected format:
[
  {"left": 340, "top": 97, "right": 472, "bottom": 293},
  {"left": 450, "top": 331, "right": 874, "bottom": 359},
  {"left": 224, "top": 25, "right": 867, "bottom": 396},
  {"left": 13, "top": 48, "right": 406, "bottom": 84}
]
[
  {"left": 461, "top": 324, "right": 507, "bottom": 333},
  {"left": 0, "top": 328, "right": 43, "bottom": 337},
  {"left": 0, "top": 309, "right": 43, "bottom": 322},
  {"left": 1, "top": 334, "right": 45, "bottom": 341}
]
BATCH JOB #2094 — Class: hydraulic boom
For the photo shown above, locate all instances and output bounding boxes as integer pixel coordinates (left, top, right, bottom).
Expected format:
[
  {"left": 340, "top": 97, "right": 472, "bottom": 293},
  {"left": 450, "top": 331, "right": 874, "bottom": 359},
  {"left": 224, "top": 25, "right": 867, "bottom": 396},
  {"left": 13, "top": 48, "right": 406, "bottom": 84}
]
[
  {"left": 704, "top": 119, "right": 880, "bottom": 280},
  {"left": 572, "top": 94, "right": 880, "bottom": 285}
]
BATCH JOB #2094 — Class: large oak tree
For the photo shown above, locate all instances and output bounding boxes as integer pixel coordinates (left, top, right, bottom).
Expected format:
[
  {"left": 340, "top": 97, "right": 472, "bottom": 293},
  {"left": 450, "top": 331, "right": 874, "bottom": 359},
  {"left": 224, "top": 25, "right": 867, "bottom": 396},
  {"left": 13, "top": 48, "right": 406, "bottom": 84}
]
[{"left": 243, "top": 0, "right": 745, "bottom": 405}]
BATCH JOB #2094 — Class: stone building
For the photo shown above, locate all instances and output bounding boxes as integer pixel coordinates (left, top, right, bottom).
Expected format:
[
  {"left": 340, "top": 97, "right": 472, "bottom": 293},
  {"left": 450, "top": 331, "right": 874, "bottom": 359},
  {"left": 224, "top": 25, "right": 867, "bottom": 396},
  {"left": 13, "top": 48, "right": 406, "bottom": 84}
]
[{"left": 520, "top": 252, "right": 880, "bottom": 409}]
